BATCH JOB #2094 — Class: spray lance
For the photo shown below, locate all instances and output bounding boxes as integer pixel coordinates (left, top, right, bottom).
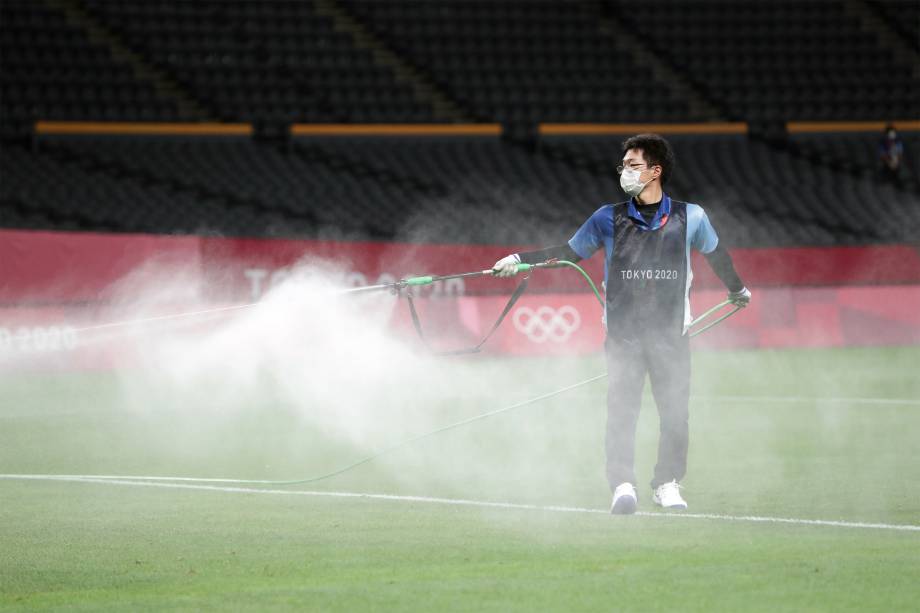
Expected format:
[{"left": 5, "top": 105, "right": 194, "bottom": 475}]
[{"left": 340, "top": 261, "right": 547, "bottom": 294}]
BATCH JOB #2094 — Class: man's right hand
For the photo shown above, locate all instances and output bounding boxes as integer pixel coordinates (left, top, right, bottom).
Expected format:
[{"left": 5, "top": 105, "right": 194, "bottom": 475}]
[{"left": 492, "top": 254, "right": 521, "bottom": 277}]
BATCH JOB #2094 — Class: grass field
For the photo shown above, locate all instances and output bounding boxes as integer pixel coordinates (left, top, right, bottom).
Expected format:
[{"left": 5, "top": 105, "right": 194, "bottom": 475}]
[{"left": 2, "top": 346, "right": 919, "bottom": 611}]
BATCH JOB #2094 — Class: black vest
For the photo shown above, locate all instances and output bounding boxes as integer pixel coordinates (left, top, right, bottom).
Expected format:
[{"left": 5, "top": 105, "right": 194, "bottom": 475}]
[{"left": 605, "top": 201, "right": 688, "bottom": 339}]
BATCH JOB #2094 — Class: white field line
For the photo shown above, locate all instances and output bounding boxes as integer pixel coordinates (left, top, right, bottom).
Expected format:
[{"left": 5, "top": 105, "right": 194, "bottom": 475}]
[
  {"left": 2, "top": 474, "right": 918, "bottom": 533},
  {"left": 699, "top": 395, "right": 920, "bottom": 406}
]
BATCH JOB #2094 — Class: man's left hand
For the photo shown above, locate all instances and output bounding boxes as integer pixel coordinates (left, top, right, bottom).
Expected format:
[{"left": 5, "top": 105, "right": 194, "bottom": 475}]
[{"left": 728, "top": 287, "right": 752, "bottom": 307}]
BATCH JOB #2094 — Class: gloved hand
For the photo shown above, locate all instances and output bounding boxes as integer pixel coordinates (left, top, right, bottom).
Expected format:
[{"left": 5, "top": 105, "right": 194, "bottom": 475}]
[
  {"left": 728, "top": 287, "right": 752, "bottom": 307},
  {"left": 492, "top": 254, "right": 521, "bottom": 277}
]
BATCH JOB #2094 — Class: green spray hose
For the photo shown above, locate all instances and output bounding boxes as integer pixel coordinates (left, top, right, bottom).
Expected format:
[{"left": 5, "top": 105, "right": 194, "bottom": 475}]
[{"left": 97, "top": 260, "right": 740, "bottom": 488}]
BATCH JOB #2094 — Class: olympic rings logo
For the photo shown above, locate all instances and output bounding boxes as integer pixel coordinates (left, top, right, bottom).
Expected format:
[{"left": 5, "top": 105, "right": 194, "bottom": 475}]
[{"left": 512, "top": 306, "right": 582, "bottom": 344}]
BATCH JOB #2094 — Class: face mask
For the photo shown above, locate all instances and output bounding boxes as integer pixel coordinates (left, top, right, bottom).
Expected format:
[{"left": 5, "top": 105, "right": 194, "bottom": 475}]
[{"left": 619, "top": 167, "right": 648, "bottom": 197}]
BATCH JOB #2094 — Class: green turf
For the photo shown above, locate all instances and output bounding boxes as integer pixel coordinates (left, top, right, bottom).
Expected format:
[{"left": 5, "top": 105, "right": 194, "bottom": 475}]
[{"left": 2, "top": 346, "right": 919, "bottom": 611}]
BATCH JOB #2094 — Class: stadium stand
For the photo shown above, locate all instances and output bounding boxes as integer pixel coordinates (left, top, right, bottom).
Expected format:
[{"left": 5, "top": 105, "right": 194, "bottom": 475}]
[
  {"left": 80, "top": 0, "right": 438, "bottom": 124},
  {"left": 1, "top": 0, "right": 918, "bottom": 248},
  {"left": 543, "top": 133, "right": 920, "bottom": 244},
  {"left": 786, "top": 130, "right": 920, "bottom": 192},
  {"left": 0, "top": 1, "right": 184, "bottom": 139},
  {"left": 868, "top": 0, "right": 920, "bottom": 53},
  {"left": 3, "top": 0, "right": 916, "bottom": 127},
  {"left": 0, "top": 138, "right": 269, "bottom": 234},
  {"left": 1, "top": 135, "right": 597, "bottom": 244},
  {"left": 341, "top": 0, "right": 700, "bottom": 124},
  {"left": 3, "top": 133, "right": 917, "bottom": 247},
  {"left": 601, "top": 0, "right": 919, "bottom": 123}
]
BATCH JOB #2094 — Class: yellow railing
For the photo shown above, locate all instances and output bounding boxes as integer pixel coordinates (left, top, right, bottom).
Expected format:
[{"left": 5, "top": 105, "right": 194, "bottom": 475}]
[
  {"left": 33, "top": 121, "right": 918, "bottom": 137},
  {"left": 35, "top": 121, "right": 253, "bottom": 136}
]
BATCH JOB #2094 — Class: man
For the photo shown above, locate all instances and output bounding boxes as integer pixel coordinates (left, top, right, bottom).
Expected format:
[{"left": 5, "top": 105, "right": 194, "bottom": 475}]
[
  {"left": 878, "top": 124, "right": 904, "bottom": 185},
  {"left": 493, "top": 134, "right": 750, "bottom": 515}
]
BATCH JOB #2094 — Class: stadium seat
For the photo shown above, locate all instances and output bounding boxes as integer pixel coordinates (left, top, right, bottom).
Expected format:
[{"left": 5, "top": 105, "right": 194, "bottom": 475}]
[{"left": 4, "top": 133, "right": 918, "bottom": 247}]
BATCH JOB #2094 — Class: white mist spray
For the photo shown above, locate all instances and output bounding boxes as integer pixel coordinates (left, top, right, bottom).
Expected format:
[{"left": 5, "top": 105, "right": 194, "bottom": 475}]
[{"left": 73, "top": 258, "right": 606, "bottom": 505}]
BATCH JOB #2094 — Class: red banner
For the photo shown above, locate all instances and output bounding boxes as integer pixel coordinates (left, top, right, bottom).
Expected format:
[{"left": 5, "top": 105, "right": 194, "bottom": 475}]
[
  {"left": 2, "top": 229, "right": 919, "bottom": 371},
  {"left": 691, "top": 244, "right": 920, "bottom": 289},
  {"left": 0, "top": 230, "right": 200, "bottom": 304},
  {"left": 3, "top": 229, "right": 919, "bottom": 305}
]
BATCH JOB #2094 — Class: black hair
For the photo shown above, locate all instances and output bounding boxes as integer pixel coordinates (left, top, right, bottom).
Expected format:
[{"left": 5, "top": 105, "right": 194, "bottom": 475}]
[{"left": 621, "top": 133, "right": 675, "bottom": 185}]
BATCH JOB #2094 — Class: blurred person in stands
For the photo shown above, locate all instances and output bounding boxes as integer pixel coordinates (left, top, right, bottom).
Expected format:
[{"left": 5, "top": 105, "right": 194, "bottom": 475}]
[
  {"left": 492, "top": 134, "right": 750, "bottom": 515},
  {"left": 878, "top": 124, "right": 904, "bottom": 185}
]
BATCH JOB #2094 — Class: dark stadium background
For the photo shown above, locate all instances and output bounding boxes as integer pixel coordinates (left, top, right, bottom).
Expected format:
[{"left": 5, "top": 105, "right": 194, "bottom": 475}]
[{"left": 1, "top": 0, "right": 918, "bottom": 248}]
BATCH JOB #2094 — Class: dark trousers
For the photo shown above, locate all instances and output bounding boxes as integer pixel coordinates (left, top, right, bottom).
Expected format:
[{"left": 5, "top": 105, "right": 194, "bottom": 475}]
[{"left": 605, "top": 332, "right": 690, "bottom": 492}]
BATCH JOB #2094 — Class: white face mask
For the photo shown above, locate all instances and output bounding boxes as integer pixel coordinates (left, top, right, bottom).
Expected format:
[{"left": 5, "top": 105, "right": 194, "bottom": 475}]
[{"left": 619, "top": 167, "right": 648, "bottom": 197}]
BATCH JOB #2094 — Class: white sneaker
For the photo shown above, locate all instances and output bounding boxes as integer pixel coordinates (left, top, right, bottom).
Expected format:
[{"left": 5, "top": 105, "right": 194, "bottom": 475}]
[
  {"left": 653, "top": 480, "right": 687, "bottom": 510},
  {"left": 610, "top": 482, "right": 637, "bottom": 515}
]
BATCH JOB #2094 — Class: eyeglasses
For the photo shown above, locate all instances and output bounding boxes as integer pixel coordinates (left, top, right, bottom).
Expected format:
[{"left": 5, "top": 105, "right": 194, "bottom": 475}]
[{"left": 616, "top": 163, "right": 649, "bottom": 175}]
